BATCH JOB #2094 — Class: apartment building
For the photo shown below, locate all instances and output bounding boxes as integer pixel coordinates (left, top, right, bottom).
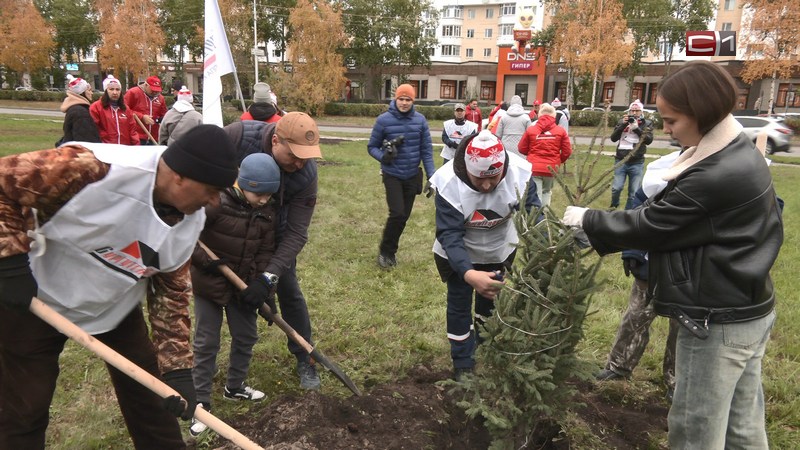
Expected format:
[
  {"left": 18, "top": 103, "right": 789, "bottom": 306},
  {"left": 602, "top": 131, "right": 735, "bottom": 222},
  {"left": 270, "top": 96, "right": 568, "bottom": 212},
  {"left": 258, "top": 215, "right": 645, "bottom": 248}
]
[{"left": 374, "top": 0, "right": 798, "bottom": 112}]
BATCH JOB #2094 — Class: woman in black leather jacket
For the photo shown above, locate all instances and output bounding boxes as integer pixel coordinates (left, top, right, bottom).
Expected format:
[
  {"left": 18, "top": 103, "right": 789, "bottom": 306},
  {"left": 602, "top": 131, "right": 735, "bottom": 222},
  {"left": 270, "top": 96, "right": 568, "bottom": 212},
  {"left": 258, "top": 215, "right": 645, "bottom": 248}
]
[{"left": 562, "top": 61, "right": 782, "bottom": 450}]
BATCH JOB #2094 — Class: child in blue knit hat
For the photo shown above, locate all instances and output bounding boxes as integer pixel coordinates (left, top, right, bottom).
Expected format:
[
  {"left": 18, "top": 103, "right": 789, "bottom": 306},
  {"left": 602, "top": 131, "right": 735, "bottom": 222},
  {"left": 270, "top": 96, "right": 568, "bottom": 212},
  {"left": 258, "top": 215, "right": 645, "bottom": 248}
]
[{"left": 188, "top": 152, "right": 281, "bottom": 436}]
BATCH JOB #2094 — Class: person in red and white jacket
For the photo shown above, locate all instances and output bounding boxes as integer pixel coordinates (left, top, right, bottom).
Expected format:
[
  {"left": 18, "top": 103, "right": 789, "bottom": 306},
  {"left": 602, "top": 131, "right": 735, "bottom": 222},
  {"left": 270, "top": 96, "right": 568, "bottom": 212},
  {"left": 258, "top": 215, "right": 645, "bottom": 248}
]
[
  {"left": 518, "top": 103, "right": 572, "bottom": 206},
  {"left": 464, "top": 98, "right": 483, "bottom": 132},
  {"left": 125, "top": 76, "right": 168, "bottom": 145},
  {"left": 90, "top": 75, "right": 140, "bottom": 145}
]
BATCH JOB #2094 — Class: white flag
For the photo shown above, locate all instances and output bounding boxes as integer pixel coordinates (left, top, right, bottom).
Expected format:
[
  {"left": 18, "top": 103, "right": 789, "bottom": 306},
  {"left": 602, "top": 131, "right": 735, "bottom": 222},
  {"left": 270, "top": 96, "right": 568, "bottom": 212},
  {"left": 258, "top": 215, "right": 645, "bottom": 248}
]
[{"left": 203, "top": 0, "right": 236, "bottom": 127}]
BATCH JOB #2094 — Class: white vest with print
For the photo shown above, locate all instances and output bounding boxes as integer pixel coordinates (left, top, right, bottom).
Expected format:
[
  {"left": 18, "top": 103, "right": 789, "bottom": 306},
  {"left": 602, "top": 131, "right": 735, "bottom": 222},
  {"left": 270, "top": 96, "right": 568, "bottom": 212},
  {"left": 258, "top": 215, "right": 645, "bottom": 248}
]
[
  {"left": 431, "top": 153, "right": 532, "bottom": 263},
  {"left": 441, "top": 119, "right": 478, "bottom": 160},
  {"left": 30, "top": 143, "right": 205, "bottom": 334}
]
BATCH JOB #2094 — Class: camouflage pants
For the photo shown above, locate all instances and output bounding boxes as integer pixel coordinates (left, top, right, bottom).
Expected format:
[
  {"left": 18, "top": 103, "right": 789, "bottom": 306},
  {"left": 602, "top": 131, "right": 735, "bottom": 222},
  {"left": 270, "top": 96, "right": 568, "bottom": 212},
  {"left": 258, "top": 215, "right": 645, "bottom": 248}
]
[{"left": 605, "top": 278, "right": 677, "bottom": 388}]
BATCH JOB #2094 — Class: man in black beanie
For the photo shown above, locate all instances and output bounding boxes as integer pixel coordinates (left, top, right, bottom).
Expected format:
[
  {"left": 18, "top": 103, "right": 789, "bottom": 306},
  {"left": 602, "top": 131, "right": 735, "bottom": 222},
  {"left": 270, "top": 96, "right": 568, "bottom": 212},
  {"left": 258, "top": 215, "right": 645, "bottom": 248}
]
[{"left": 0, "top": 126, "right": 238, "bottom": 449}]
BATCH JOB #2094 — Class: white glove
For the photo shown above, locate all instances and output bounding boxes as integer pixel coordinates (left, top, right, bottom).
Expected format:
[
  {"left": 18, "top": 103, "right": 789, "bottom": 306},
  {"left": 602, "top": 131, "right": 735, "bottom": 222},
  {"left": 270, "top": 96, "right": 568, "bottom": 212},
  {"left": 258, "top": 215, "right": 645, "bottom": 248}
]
[{"left": 562, "top": 206, "right": 588, "bottom": 228}]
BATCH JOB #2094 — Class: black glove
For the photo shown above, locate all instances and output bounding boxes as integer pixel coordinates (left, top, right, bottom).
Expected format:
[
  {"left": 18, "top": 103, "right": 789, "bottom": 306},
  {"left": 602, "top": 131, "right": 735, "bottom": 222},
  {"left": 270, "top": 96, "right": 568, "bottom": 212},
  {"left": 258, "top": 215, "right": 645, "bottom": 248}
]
[
  {"left": 622, "top": 258, "right": 640, "bottom": 278},
  {"left": 262, "top": 292, "right": 278, "bottom": 326},
  {"left": 381, "top": 151, "right": 393, "bottom": 164},
  {"left": 162, "top": 369, "right": 197, "bottom": 420},
  {"left": 239, "top": 275, "right": 271, "bottom": 310},
  {"left": 0, "top": 253, "right": 38, "bottom": 313},
  {"left": 423, "top": 180, "right": 433, "bottom": 198}
]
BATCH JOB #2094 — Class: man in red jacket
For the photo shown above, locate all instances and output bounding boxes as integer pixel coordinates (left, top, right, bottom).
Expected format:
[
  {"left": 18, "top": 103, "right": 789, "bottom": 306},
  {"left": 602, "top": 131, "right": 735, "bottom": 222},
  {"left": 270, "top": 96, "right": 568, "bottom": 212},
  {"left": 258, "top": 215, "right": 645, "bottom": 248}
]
[
  {"left": 464, "top": 98, "right": 483, "bottom": 132},
  {"left": 125, "top": 76, "right": 168, "bottom": 145},
  {"left": 518, "top": 103, "right": 572, "bottom": 206}
]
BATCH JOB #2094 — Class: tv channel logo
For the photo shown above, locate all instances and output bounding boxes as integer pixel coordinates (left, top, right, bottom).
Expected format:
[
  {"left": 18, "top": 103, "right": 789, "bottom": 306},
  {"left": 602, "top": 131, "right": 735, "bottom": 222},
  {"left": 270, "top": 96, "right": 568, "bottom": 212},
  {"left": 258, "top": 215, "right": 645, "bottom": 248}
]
[{"left": 686, "top": 31, "right": 736, "bottom": 57}]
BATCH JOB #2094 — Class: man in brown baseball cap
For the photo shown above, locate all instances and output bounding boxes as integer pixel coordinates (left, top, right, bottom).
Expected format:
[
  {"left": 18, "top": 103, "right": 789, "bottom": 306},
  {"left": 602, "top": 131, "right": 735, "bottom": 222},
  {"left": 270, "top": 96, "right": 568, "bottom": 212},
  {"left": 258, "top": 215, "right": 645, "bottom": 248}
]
[{"left": 223, "top": 111, "right": 323, "bottom": 390}]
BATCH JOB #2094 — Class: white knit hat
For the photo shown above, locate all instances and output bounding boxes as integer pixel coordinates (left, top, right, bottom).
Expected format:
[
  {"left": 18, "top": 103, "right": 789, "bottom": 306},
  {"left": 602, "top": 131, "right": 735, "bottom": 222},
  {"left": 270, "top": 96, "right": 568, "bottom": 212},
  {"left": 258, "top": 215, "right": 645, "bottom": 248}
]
[
  {"left": 177, "top": 86, "right": 193, "bottom": 103},
  {"left": 465, "top": 130, "right": 506, "bottom": 178},
  {"left": 629, "top": 99, "right": 644, "bottom": 111},
  {"left": 66, "top": 75, "right": 90, "bottom": 95},
  {"left": 103, "top": 74, "right": 121, "bottom": 91}
]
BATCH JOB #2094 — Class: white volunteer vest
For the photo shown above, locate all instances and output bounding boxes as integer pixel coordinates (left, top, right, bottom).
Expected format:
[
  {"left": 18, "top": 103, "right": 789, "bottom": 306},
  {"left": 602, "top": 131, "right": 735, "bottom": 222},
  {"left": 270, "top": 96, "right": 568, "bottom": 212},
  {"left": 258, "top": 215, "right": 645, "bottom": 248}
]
[
  {"left": 30, "top": 143, "right": 205, "bottom": 334},
  {"left": 441, "top": 119, "right": 478, "bottom": 160},
  {"left": 431, "top": 153, "right": 532, "bottom": 263}
]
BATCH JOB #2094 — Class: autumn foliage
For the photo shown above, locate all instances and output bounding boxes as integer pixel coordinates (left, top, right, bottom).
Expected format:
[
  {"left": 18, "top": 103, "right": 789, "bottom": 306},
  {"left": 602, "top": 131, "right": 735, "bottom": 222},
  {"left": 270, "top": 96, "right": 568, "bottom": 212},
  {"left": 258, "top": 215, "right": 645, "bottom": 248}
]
[{"left": 0, "top": 0, "right": 55, "bottom": 74}]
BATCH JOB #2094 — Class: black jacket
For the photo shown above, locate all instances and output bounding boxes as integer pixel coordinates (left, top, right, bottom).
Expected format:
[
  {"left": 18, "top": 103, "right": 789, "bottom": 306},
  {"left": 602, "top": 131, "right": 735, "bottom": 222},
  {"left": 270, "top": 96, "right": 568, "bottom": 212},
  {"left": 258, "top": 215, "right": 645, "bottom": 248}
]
[
  {"left": 584, "top": 116, "right": 783, "bottom": 323},
  {"left": 59, "top": 93, "right": 101, "bottom": 144},
  {"left": 610, "top": 117, "right": 653, "bottom": 164}
]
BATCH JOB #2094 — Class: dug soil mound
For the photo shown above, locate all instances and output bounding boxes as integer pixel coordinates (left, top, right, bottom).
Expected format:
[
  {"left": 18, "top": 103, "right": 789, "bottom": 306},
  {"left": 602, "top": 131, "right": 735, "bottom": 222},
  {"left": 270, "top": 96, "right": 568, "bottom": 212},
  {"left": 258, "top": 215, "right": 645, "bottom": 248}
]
[{"left": 209, "top": 365, "right": 668, "bottom": 449}]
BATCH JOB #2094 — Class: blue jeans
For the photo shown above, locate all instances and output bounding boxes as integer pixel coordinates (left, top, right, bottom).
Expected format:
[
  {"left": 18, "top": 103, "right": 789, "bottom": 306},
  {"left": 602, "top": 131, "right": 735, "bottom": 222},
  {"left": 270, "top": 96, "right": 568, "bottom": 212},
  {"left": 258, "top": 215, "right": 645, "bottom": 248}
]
[
  {"left": 669, "top": 310, "right": 775, "bottom": 449},
  {"left": 610, "top": 161, "right": 644, "bottom": 210}
]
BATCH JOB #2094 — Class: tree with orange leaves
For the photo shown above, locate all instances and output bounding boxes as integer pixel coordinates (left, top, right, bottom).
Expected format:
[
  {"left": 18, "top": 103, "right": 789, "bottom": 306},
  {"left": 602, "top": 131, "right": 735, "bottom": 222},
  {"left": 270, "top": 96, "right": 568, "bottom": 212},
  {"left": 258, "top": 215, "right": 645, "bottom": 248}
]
[
  {"left": 740, "top": 0, "right": 800, "bottom": 114},
  {"left": 549, "top": 0, "right": 634, "bottom": 109},
  {"left": 0, "top": 0, "right": 55, "bottom": 82},
  {"left": 96, "top": 0, "right": 165, "bottom": 85}
]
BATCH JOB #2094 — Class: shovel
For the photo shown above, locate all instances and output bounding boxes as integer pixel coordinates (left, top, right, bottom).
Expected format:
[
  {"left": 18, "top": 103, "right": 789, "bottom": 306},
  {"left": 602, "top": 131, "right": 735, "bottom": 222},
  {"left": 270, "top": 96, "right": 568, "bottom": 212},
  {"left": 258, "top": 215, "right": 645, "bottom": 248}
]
[
  {"left": 198, "top": 241, "right": 362, "bottom": 396},
  {"left": 28, "top": 297, "right": 264, "bottom": 450}
]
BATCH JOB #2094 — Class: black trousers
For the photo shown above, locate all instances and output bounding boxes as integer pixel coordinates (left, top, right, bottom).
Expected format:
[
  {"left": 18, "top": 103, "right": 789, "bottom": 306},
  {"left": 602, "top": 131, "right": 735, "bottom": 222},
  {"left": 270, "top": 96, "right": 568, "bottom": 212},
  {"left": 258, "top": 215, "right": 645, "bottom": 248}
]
[
  {"left": 0, "top": 306, "right": 186, "bottom": 449},
  {"left": 379, "top": 172, "right": 419, "bottom": 257},
  {"left": 276, "top": 260, "right": 313, "bottom": 360}
]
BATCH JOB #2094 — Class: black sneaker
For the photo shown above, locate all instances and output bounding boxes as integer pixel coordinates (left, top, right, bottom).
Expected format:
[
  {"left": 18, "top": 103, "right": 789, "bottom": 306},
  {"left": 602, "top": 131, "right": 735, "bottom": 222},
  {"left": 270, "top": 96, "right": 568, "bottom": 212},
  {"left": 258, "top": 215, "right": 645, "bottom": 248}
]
[
  {"left": 595, "top": 369, "right": 627, "bottom": 381},
  {"left": 189, "top": 402, "right": 210, "bottom": 437},
  {"left": 223, "top": 384, "right": 266, "bottom": 401},
  {"left": 297, "top": 360, "right": 321, "bottom": 390}
]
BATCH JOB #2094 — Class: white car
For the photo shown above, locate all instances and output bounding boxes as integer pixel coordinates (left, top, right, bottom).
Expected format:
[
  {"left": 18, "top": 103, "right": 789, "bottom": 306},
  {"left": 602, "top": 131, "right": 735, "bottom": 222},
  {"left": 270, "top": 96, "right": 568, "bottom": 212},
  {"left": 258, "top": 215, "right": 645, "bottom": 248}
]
[{"left": 734, "top": 116, "right": 793, "bottom": 154}]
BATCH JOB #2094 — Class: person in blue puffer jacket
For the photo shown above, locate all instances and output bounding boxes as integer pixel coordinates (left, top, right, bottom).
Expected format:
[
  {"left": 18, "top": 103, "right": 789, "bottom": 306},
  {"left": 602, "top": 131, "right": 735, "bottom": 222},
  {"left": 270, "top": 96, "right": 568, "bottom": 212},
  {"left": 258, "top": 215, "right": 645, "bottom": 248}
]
[{"left": 368, "top": 84, "right": 436, "bottom": 269}]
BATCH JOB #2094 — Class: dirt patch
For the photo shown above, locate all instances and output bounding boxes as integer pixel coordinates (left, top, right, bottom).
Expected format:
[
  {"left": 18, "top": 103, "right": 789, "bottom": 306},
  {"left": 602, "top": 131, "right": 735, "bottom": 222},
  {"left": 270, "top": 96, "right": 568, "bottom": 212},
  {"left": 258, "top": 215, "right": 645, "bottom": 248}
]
[{"left": 207, "top": 365, "right": 668, "bottom": 450}]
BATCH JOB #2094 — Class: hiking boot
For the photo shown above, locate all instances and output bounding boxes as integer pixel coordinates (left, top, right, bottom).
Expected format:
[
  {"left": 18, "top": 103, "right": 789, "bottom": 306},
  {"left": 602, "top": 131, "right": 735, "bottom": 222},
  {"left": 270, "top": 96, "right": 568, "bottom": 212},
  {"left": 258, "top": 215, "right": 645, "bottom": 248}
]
[
  {"left": 297, "top": 359, "right": 321, "bottom": 390},
  {"left": 595, "top": 369, "right": 627, "bottom": 381},
  {"left": 189, "top": 402, "right": 210, "bottom": 437},
  {"left": 453, "top": 367, "right": 473, "bottom": 382},
  {"left": 377, "top": 253, "right": 396, "bottom": 270},
  {"left": 223, "top": 384, "right": 266, "bottom": 402}
]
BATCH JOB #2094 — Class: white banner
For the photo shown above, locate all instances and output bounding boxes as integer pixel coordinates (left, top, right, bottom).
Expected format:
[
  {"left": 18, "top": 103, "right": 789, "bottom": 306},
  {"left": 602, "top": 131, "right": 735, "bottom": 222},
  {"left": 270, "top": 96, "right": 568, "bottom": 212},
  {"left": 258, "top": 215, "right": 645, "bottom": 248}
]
[{"left": 203, "top": 0, "right": 236, "bottom": 127}]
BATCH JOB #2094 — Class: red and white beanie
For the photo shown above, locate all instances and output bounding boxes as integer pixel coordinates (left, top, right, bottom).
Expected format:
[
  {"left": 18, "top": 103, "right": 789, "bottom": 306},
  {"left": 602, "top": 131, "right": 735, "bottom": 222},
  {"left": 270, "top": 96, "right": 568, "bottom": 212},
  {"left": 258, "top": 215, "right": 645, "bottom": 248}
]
[
  {"left": 102, "top": 74, "right": 121, "bottom": 91},
  {"left": 66, "top": 75, "right": 90, "bottom": 95},
  {"left": 551, "top": 97, "right": 562, "bottom": 107},
  {"left": 465, "top": 130, "right": 505, "bottom": 178},
  {"left": 177, "top": 86, "right": 193, "bottom": 103}
]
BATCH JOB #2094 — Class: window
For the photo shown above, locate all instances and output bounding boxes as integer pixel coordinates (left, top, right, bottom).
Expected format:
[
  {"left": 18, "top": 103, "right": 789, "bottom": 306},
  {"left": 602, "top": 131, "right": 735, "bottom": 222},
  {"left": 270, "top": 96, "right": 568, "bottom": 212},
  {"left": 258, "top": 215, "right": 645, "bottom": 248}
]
[
  {"left": 647, "top": 84, "right": 658, "bottom": 105},
  {"left": 721, "top": 22, "right": 733, "bottom": 31},
  {"left": 484, "top": 28, "right": 493, "bottom": 38},
  {"left": 499, "top": 24, "right": 514, "bottom": 36},
  {"left": 441, "top": 45, "right": 461, "bottom": 56},
  {"left": 777, "top": 83, "right": 800, "bottom": 107},
  {"left": 724, "top": 0, "right": 735, "bottom": 10},
  {"left": 480, "top": 81, "right": 496, "bottom": 101},
  {"left": 483, "top": 48, "right": 492, "bottom": 57},
  {"left": 631, "top": 83, "right": 645, "bottom": 103},
  {"left": 501, "top": 3, "right": 516, "bottom": 16},
  {"left": 429, "top": 47, "right": 435, "bottom": 57},
  {"left": 441, "top": 6, "right": 463, "bottom": 19},
  {"left": 603, "top": 82, "right": 615, "bottom": 100},
  {"left": 486, "top": 8, "right": 494, "bottom": 19},
  {"left": 440, "top": 80, "right": 457, "bottom": 99},
  {"left": 555, "top": 82, "right": 566, "bottom": 102},
  {"left": 466, "top": 48, "right": 474, "bottom": 58},
  {"left": 468, "top": 9, "right": 475, "bottom": 19},
  {"left": 466, "top": 29, "right": 475, "bottom": 38},
  {"left": 442, "top": 25, "right": 462, "bottom": 37}
]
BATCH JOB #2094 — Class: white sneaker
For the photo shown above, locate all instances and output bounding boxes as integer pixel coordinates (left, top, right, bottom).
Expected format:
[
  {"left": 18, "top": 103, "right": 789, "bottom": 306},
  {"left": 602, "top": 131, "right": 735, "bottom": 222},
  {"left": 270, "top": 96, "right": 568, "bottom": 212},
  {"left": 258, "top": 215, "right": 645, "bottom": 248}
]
[
  {"left": 223, "top": 384, "right": 266, "bottom": 401},
  {"left": 189, "top": 402, "right": 210, "bottom": 437}
]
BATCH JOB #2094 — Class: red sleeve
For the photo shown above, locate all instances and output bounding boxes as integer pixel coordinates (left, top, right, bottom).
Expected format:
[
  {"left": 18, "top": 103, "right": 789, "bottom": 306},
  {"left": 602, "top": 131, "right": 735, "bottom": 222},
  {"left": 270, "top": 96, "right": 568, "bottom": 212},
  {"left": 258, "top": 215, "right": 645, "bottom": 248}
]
[
  {"left": 518, "top": 130, "right": 530, "bottom": 155},
  {"left": 560, "top": 129, "right": 572, "bottom": 162}
]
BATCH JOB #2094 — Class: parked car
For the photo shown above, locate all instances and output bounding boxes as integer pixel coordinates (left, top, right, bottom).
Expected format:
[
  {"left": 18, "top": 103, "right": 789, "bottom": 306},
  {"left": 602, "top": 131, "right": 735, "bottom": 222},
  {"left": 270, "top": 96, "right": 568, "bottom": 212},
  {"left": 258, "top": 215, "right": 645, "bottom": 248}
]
[
  {"left": 439, "top": 102, "right": 463, "bottom": 108},
  {"left": 14, "top": 86, "right": 33, "bottom": 91},
  {"left": 734, "top": 116, "right": 793, "bottom": 154},
  {"left": 580, "top": 107, "right": 605, "bottom": 112}
]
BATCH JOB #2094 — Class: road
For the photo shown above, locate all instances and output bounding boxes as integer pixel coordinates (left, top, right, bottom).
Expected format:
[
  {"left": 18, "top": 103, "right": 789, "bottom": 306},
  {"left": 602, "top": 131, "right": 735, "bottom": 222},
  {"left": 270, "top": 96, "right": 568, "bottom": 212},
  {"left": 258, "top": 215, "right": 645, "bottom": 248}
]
[{"left": 3, "top": 107, "right": 799, "bottom": 155}]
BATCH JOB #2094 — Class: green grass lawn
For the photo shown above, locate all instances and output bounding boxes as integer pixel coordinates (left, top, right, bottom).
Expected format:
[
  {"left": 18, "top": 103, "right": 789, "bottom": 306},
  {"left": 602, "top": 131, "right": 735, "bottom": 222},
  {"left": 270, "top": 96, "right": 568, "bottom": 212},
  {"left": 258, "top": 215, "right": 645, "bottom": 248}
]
[{"left": 0, "top": 114, "right": 798, "bottom": 449}]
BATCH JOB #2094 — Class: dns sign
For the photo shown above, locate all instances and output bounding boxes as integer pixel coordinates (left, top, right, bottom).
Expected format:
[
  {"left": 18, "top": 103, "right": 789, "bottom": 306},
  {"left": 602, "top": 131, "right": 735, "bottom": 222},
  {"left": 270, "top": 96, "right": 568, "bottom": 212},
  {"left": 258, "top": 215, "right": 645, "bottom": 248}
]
[{"left": 507, "top": 52, "right": 537, "bottom": 61}]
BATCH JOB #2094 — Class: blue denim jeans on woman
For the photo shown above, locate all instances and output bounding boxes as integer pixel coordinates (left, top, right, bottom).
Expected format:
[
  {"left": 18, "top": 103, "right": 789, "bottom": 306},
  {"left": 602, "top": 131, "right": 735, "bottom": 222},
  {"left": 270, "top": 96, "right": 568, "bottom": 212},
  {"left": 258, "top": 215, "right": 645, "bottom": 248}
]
[
  {"left": 669, "top": 310, "right": 775, "bottom": 450},
  {"left": 610, "top": 161, "right": 644, "bottom": 210}
]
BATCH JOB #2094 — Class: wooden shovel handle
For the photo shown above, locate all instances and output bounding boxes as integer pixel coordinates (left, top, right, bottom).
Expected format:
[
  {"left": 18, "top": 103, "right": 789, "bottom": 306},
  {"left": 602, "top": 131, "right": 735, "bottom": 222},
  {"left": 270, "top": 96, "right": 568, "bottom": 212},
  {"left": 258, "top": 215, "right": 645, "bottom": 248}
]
[
  {"left": 133, "top": 114, "right": 159, "bottom": 144},
  {"left": 29, "top": 297, "right": 264, "bottom": 450}
]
